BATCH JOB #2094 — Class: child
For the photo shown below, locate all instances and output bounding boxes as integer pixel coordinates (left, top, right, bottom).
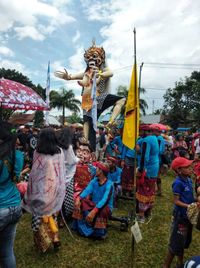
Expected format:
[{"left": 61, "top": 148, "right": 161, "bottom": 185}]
[{"left": 163, "top": 157, "right": 196, "bottom": 268}]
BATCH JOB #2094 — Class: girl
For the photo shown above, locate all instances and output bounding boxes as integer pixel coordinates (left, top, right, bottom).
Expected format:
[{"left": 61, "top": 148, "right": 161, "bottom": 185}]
[{"left": 22, "top": 128, "right": 66, "bottom": 252}]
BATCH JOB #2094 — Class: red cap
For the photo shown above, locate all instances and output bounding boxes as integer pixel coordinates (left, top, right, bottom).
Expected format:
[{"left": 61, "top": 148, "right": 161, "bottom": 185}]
[
  {"left": 171, "top": 157, "right": 193, "bottom": 170},
  {"left": 95, "top": 161, "right": 109, "bottom": 172},
  {"left": 107, "top": 156, "right": 118, "bottom": 164}
]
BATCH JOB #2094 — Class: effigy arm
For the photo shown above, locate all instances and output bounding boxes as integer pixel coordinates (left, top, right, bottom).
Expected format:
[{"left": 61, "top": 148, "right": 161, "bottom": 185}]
[
  {"left": 54, "top": 68, "right": 84, "bottom": 81},
  {"left": 99, "top": 68, "right": 113, "bottom": 79}
]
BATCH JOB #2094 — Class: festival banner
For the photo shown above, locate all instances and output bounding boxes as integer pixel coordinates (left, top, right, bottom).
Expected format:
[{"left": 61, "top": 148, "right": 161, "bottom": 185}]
[
  {"left": 45, "top": 61, "right": 50, "bottom": 125},
  {"left": 91, "top": 74, "right": 97, "bottom": 131},
  {"left": 122, "top": 63, "right": 139, "bottom": 149}
]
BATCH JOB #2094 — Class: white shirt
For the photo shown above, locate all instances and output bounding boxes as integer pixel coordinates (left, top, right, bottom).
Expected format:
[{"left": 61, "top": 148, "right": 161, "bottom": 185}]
[{"left": 194, "top": 138, "right": 200, "bottom": 154}]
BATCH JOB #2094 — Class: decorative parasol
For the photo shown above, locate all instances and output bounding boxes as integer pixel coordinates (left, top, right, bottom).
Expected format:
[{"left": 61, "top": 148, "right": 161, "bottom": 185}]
[
  {"left": 150, "top": 123, "right": 169, "bottom": 131},
  {"left": 0, "top": 78, "right": 48, "bottom": 111}
]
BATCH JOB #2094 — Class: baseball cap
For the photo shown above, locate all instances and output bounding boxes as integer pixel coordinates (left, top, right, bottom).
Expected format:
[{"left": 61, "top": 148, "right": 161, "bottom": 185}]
[{"left": 171, "top": 157, "right": 193, "bottom": 170}]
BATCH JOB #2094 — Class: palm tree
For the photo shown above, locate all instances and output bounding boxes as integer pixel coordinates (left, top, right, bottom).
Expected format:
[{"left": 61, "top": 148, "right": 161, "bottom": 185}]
[
  {"left": 50, "top": 88, "right": 81, "bottom": 125},
  {"left": 116, "top": 85, "right": 148, "bottom": 115}
]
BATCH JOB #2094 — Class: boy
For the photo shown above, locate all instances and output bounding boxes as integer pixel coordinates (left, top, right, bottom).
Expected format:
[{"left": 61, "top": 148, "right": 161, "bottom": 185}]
[{"left": 163, "top": 157, "right": 196, "bottom": 268}]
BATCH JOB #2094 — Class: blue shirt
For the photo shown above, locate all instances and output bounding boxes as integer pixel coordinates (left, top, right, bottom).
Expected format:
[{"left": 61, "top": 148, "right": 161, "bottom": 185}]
[
  {"left": 139, "top": 135, "right": 159, "bottom": 178},
  {"left": 0, "top": 150, "right": 24, "bottom": 208},
  {"left": 172, "top": 176, "right": 194, "bottom": 218},
  {"left": 80, "top": 177, "right": 114, "bottom": 211},
  {"left": 107, "top": 167, "right": 122, "bottom": 184},
  {"left": 136, "top": 137, "right": 144, "bottom": 166},
  {"left": 157, "top": 135, "right": 165, "bottom": 163},
  {"left": 121, "top": 145, "right": 135, "bottom": 160}
]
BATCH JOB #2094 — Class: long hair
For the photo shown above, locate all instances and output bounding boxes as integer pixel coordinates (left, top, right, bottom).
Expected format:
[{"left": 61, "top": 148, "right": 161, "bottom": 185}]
[
  {"left": 56, "top": 127, "right": 73, "bottom": 150},
  {"left": 36, "top": 128, "right": 61, "bottom": 155},
  {"left": 0, "top": 121, "right": 17, "bottom": 160},
  {"left": 0, "top": 121, "right": 17, "bottom": 178}
]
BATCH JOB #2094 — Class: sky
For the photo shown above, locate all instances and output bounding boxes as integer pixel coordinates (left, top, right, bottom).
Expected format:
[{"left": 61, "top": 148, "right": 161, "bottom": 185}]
[{"left": 0, "top": 0, "right": 200, "bottom": 117}]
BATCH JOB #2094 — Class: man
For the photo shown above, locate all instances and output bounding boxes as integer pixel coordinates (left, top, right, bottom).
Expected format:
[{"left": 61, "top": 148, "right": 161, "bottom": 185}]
[
  {"left": 72, "top": 161, "right": 114, "bottom": 239},
  {"left": 150, "top": 125, "right": 166, "bottom": 196},
  {"left": 136, "top": 126, "right": 160, "bottom": 223}
]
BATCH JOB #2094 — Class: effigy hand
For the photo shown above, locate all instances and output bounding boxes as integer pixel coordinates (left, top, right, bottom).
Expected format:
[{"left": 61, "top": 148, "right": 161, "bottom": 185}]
[{"left": 54, "top": 68, "right": 71, "bottom": 80}]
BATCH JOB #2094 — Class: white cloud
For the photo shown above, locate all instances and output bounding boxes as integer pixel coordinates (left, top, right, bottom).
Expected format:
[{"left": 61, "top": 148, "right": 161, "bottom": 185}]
[
  {"left": 72, "top": 30, "right": 80, "bottom": 43},
  {"left": 52, "top": 0, "right": 72, "bottom": 7},
  {"left": 0, "top": 46, "right": 14, "bottom": 57},
  {"left": 68, "top": 46, "right": 85, "bottom": 72},
  {"left": 0, "top": 60, "right": 27, "bottom": 74},
  {"left": 0, "top": 0, "right": 75, "bottom": 40},
  {"left": 14, "top": 26, "right": 45, "bottom": 41}
]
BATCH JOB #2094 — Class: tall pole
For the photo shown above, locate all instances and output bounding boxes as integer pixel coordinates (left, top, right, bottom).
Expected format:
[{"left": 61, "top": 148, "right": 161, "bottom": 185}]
[
  {"left": 138, "top": 62, "right": 144, "bottom": 98},
  {"left": 131, "top": 28, "right": 138, "bottom": 266},
  {"left": 45, "top": 61, "right": 50, "bottom": 126}
]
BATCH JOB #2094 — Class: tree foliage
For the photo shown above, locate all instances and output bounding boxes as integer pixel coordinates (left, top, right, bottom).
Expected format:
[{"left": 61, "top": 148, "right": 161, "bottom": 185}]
[
  {"left": 163, "top": 71, "right": 200, "bottom": 128},
  {"left": 67, "top": 112, "right": 82, "bottom": 124},
  {"left": 34, "top": 111, "right": 44, "bottom": 128},
  {"left": 50, "top": 88, "right": 81, "bottom": 125},
  {"left": 116, "top": 85, "right": 148, "bottom": 115}
]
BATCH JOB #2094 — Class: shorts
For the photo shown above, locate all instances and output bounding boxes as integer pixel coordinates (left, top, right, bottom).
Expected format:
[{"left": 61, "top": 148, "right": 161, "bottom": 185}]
[{"left": 169, "top": 216, "right": 193, "bottom": 256}]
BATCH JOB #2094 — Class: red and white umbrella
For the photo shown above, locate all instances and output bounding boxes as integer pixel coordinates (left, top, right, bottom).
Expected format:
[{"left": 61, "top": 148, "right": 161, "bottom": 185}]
[
  {"left": 0, "top": 78, "right": 48, "bottom": 111},
  {"left": 150, "top": 123, "right": 169, "bottom": 131}
]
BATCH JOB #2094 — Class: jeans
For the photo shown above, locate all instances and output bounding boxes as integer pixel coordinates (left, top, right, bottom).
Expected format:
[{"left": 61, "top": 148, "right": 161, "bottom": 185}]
[{"left": 0, "top": 206, "right": 22, "bottom": 268}]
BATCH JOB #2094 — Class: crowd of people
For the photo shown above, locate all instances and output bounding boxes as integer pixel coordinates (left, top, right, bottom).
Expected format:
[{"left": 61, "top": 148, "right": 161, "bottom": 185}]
[{"left": 0, "top": 121, "right": 200, "bottom": 268}]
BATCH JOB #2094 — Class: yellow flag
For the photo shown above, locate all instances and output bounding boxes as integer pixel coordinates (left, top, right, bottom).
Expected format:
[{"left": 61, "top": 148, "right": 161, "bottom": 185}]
[{"left": 122, "top": 63, "right": 139, "bottom": 149}]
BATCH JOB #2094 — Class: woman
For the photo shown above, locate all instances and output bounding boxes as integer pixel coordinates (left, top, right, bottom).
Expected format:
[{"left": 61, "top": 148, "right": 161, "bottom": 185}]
[
  {"left": 56, "top": 127, "right": 79, "bottom": 220},
  {"left": 173, "top": 134, "right": 188, "bottom": 158},
  {"left": 0, "top": 121, "right": 24, "bottom": 268},
  {"left": 22, "top": 128, "right": 66, "bottom": 252}
]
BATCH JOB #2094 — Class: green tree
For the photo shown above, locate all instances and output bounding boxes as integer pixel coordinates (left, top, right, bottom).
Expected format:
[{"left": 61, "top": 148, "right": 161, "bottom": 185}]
[
  {"left": 67, "top": 112, "right": 82, "bottom": 124},
  {"left": 153, "top": 109, "right": 162, "bottom": 115},
  {"left": 0, "top": 68, "right": 45, "bottom": 121},
  {"left": 116, "top": 85, "right": 148, "bottom": 115},
  {"left": 163, "top": 71, "right": 200, "bottom": 128},
  {"left": 50, "top": 88, "right": 81, "bottom": 125},
  {"left": 34, "top": 111, "right": 44, "bottom": 128}
]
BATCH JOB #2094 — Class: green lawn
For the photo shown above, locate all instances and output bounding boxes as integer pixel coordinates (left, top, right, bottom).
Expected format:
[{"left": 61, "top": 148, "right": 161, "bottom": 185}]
[{"left": 15, "top": 172, "right": 199, "bottom": 268}]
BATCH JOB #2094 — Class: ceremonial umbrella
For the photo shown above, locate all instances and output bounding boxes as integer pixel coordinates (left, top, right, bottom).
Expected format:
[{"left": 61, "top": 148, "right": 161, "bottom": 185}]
[
  {"left": 150, "top": 123, "right": 169, "bottom": 131},
  {"left": 0, "top": 78, "right": 48, "bottom": 111}
]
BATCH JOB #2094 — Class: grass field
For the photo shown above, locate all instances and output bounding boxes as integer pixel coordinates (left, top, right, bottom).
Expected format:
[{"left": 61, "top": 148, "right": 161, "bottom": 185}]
[{"left": 15, "top": 172, "right": 200, "bottom": 268}]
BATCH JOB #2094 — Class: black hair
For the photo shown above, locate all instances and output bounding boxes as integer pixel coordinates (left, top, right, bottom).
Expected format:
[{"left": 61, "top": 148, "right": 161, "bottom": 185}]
[
  {"left": 0, "top": 121, "right": 17, "bottom": 178},
  {"left": 36, "top": 128, "right": 61, "bottom": 155},
  {"left": 56, "top": 127, "right": 73, "bottom": 150},
  {"left": 0, "top": 121, "right": 17, "bottom": 160},
  {"left": 102, "top": 169, "right": 109, "bottom": 177},
  {"left": 179, "top": 150, "right": 188, "bottom": 158}
]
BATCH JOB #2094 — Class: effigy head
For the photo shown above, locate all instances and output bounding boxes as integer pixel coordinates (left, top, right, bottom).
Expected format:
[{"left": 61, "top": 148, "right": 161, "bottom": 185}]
[{"left": 84, "top": 41, "right": 105, "bottom": 68}]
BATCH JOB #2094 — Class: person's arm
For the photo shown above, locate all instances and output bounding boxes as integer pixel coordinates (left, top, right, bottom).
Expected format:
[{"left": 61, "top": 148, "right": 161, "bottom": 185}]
[
  {"left": 95, "top": 182, "right": 113, "bottom": 209},
  {"left": 14, "top": 150, "right": 24, "bottom": 178},
  {"left": 116, "top": 168, "right": 122, "bottom": 184},
  {"left": 80, "top": 178, "right": 95, "bottom": 199},
  {"left": 183, "top": 141, "right": 188, "bottom": 149},
  {"left": 173, "top": 194, "right": 189, "bottom": 208},
  {"left": 86, "top": 181, "right": 113, "bottom": 223}
]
